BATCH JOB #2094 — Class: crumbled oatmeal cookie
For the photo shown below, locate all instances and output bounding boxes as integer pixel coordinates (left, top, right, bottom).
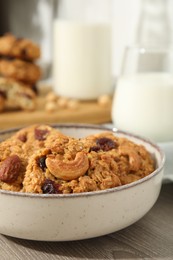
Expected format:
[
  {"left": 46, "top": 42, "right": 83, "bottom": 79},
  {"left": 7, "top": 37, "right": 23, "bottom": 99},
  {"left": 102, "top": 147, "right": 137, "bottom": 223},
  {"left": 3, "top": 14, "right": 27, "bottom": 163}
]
[{"left": 0, "top": 125, "right": 155, "bottom": 194}]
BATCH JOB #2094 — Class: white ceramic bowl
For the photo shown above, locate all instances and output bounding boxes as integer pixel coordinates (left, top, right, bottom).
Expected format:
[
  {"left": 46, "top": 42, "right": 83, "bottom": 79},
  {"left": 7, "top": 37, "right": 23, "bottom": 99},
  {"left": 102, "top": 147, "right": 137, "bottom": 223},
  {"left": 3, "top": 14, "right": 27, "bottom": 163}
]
[{"left": 0, "top": 124, "right": 165, "bottom": 241}]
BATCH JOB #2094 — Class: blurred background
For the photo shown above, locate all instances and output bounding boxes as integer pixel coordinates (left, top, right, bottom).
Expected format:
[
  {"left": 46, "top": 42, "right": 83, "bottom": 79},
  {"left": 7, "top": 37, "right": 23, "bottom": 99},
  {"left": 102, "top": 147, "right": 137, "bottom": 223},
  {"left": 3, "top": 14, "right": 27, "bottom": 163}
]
[
  {"left": 1, "top": 0, "right": 173, "bottom": 140},
  {"left": 1, "top": 0, "right": 172, "bottom": 80}
]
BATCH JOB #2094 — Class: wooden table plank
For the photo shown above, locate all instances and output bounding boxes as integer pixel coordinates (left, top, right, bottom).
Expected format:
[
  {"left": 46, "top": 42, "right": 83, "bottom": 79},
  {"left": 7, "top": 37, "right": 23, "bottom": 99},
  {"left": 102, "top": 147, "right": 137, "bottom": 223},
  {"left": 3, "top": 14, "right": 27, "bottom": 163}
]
[
  {"left": 0, "top": 183, "right": 173, "bottom": 260},
  {"left": 0, "top": 87, "right": 112, "bottom": 130},
  {"left": 0, "top": 101, "right": 111, "bottom": 130}
]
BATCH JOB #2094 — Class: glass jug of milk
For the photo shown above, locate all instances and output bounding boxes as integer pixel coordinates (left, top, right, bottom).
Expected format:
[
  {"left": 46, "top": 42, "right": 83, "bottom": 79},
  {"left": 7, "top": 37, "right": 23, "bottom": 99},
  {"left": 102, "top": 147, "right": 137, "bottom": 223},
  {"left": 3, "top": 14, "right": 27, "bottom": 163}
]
[
  {"left": 53, "top": 0, "right": 113, "bottom": 100},
  {"left": 112, "top": 46, "right": 173, "bottom": 142}
]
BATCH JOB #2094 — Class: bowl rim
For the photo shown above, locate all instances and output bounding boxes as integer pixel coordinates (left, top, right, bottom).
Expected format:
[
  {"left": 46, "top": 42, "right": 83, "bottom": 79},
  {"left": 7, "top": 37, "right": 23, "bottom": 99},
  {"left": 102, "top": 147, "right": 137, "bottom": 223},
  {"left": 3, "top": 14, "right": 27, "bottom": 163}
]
[{"left": 0, "top": 123, "right": 165, "bottom": 199}]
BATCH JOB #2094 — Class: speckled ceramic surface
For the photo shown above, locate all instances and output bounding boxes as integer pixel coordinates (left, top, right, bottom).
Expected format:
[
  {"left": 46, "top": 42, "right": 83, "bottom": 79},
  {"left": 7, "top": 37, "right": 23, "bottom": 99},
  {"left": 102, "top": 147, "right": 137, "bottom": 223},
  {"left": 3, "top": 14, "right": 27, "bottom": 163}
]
[{"left": 0, "top": 124, "right": 165, "bottom": 241}]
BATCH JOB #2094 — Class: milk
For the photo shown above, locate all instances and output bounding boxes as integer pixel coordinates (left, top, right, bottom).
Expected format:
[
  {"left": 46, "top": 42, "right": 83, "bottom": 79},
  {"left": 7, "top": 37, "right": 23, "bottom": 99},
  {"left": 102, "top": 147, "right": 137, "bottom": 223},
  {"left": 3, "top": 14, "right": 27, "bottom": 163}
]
[
  {"left": 112, "top": 73, "right": 173, "bottom": 142},
  {"left": 53, "top": 20, "right": 112, "bottom": 100}
]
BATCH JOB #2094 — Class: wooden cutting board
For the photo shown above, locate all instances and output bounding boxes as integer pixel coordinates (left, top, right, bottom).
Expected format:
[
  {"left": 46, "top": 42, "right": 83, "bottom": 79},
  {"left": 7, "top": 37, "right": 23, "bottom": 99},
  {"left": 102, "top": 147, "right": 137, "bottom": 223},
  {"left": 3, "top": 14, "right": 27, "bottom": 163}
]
[{"left": 0, "top": 87, "right": 112, "bottom": 130}]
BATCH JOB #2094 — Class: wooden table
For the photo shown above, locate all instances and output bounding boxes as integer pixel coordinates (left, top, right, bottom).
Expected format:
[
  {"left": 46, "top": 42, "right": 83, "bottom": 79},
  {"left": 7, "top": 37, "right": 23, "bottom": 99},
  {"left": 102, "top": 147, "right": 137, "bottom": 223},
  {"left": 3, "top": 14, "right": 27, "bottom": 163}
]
[
  {"left": 0, "top": 183, "right": 173, "bottom": 260},
  {"left": 0, "top": 86, "right": 112, "bottom": 130}
]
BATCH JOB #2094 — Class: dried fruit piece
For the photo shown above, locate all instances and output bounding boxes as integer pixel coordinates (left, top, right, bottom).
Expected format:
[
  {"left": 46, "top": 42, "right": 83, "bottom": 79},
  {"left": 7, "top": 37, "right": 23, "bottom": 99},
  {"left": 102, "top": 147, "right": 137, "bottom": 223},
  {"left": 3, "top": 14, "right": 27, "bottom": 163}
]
[
  {"left": 0, "top": 95, "right": 5, "bottom": 112},
  {"left": 18, "top": 133, "right": 27, "bottom": 142},
  {"left": 0, "top": 90, "right": 7, "bottom": 99},
  {"left": 89, "top": 146, "right": 101, "bottom": 152},
  {"left": 34, "top": 128, "right": 49, "bottom": 141},
  {"left": 92, "top": 137, "right": 118, "bottom": 152},
  {"left": 42, "top": 179, "right": 61, "bottom": 194},
  {"left": 37, "top": 156, "right": 47, "bottom": 171},
  {"left": 0, "top": 155, "right": 21, "bottom": 183}
]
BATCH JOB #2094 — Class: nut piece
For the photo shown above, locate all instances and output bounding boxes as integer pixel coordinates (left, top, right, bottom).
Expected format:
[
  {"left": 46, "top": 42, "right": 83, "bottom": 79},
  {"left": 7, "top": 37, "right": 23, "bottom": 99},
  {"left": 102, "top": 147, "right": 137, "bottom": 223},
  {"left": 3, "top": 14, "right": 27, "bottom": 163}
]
[
  {"left": 97, "top": 95, "right": 111, "bottom": 107},
  {"left": 67, "top": 99, "right": 79, "bottom": 110},
  {"left": 0, "top": 155, "right": 22, "bottom": 183},
  {"left": 118, "top": 145, "right": 141, "bottom": 172},
  {"left": 46, "top": 91, "right": 58, "bottom": 102},
  {"left": 46, "top": 151, "right": 89, "bottom": 181},
  {"left": 45, "top": 101, "right": 57, "bottom": 112},
  {"left": 57, "top": 97, "right": 69, "bottom": 108}
]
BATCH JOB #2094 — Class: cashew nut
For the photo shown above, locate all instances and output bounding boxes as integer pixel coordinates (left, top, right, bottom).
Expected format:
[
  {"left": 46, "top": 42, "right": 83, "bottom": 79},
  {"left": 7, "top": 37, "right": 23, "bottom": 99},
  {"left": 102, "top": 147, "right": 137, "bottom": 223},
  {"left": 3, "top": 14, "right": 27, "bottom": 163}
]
[
  {"left": 118, "top": 145, "right": 141, "bottom": 172},
  {"left": 46, "top": 151, "right": 89, "bottom": 181}
]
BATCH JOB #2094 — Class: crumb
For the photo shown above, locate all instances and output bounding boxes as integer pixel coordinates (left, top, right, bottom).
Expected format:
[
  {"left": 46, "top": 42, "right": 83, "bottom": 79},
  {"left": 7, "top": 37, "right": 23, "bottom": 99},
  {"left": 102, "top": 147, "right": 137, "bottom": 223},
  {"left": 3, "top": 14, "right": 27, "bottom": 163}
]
[
  {"left": 67, "top": 99, "right": 79, "bottom": 110},
  {"left": 98, "top": 95, "right": 112, "bottom": 107},
  {"left": 46, "top": 91, "right": 58, "bottom": 102},
  {"left": 57, "top": 97, "right": 69, "bottom": 108},
  {"left": 45, "top": 101, "right": 57, "bottom": 112}
]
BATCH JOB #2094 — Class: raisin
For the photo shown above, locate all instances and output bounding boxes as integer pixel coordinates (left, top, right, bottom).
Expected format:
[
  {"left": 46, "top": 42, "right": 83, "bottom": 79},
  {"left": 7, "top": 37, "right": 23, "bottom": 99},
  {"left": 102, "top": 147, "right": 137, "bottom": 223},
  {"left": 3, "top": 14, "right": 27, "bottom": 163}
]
[
  {"left": 34, "top": 128, "right": 49, "bottom": 141},
  {"left": 18, "top": 134, "right": 27, "bottom": 142},
  {"left": 3, "top": 56, "right": 14, "bottom": 61},
  {"left": 89, "top": 146, "right": 100, "bottom": 152},
  {"left": 96, "top": 137, "right": 117, "bottom": 151},
  {"left": 42, "top": 179, "right": 61, "bottom": 194},
  {"left": 37, "top": 156, "right": 47, "bottom": 171},
  {"left": 21, "top": 48, "right": 27, "bottom": 57},
  {"left": 32, "top": 85, "right": 38, "bottom": 94},
  {"left": 0, "top": 155, "right": 21, "bottom": 183},
  {"left": 0, "top": 90, "right": 7, "bottom": 99}
]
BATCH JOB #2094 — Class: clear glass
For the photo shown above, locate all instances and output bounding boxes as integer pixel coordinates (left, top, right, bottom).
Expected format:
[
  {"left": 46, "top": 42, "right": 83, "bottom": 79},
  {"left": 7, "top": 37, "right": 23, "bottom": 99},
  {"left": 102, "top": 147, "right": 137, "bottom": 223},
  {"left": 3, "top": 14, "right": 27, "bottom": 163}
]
[
  {"left": 136, "top": 0, "right": 171, "bottom": 47},
  {"left": 112, "top": 46, "right": 173, "bottom": 143},
  {"left": 52, "top": 0, "right": 113, "bottom": 100}
]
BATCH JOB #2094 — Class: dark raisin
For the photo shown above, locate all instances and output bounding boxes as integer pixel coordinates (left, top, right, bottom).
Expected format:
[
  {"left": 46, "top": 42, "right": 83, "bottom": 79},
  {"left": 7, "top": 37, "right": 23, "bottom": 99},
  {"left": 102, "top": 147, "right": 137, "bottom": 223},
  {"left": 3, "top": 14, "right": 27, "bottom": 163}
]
[
  {"left": 0, "top": 90, "right": 7, "bottom": 99},
  {"left": 18, "top": 134, "right": 27, "bottom": 142},
  {"left": 34, "top": 128, "right": 49, "bottom": 141},
  {"left": 21, "top": 48, "right": 27, "bottom": 57},
  {"left": 42, "top": 179, "right": 61, "bottom": 194},
  {"left": 32, "top": 85, "right": 38, "bottom": 95},
  {"left": 89, "top": 146, "right": 101, "bottom": 152},
  {"left": 37, "top": 156, "right": 47, "bottom": 171},
  {"left": 2, "top": 56, "right": 14, "bottom": 61},
  {"left": 96, "top": 137, "right": 117, "bottom": 151}
]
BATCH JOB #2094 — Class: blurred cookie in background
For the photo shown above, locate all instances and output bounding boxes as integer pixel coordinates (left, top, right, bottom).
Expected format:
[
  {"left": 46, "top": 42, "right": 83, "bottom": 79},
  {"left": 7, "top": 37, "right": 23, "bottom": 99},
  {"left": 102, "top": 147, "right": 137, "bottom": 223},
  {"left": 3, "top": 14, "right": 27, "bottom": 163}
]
[
  {"left": 0, "top": 59, "right": 41, "bottom": 84},
  {"left": 0, "top": 33, "right": 41, "bottom": 112},
  {"left": 0, "top": 33, "right": 40, "bottom": 61},
  {"left": 0, "top": 77, "right": 36, "bottom": 112}
]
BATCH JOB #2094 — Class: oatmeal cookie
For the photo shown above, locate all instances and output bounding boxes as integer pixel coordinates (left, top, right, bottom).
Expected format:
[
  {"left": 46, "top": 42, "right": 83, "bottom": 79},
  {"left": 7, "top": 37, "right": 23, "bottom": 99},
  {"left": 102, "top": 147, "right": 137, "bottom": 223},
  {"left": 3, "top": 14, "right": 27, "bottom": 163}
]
[
  {"left": 0, "top": 33, "right": 40, "bottom": 61},
  {"left": 0, "top": 77, "right": 36, "bottom": 111},
  {"left": 0, "top": 59, "right": 41, "bottom": 84},
  {"left": 0, "top": 125, "right": 155, "bottom": 194},
  {"left": 80, "top": 132, "right": 155, "bottom": 185},
  {"left": 0, "top": 125, "right": 66, "bottom": 191}
]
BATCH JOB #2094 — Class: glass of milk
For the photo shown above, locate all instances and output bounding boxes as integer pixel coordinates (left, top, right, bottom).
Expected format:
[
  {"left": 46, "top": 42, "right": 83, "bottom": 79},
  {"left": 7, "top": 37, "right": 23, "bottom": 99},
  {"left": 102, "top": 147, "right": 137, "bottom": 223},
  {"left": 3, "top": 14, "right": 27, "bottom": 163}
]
[
  {"left": 112, "top": 46, "right": 173, "bottom": 143},
  {"left": 52, "top": 0, "right": 113, "bottom": 100}
]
